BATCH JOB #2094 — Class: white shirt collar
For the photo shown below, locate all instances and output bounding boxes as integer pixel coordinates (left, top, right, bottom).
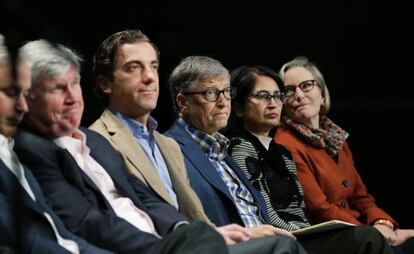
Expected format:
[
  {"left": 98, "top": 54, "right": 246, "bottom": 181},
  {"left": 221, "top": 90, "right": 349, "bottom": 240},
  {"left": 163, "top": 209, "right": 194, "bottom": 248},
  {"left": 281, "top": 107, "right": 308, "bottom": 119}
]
[
  {"left": 0, "top": 133, "right": 14, "bottom": 151},
  {"left": 251, "top": 132, "right": 272, "bottom": 150},
  {"left": 53, "top": 129, "right": 90, "bottom": 156}
]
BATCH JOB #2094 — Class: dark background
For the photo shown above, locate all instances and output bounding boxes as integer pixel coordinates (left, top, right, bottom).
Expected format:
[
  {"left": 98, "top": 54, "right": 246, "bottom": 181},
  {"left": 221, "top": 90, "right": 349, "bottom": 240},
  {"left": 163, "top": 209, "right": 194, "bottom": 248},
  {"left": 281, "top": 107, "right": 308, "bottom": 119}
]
[{"left": 2, "top": 0, "right": 413, "bottom": 228}]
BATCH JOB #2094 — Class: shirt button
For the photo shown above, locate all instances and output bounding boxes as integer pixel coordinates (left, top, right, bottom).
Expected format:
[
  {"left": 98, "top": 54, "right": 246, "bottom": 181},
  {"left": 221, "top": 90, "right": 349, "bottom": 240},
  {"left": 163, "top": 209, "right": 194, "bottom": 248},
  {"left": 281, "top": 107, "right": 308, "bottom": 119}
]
[{"left": 342, "top": 180, "right": 349, "bottom": 187}]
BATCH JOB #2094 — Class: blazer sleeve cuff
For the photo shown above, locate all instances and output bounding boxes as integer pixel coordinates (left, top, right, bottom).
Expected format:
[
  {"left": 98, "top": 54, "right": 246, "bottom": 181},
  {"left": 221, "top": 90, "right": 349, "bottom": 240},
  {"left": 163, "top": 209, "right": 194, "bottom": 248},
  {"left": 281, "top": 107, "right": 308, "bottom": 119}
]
[{"left": 172, "top": 221, "right": 190, "bottom": 231}]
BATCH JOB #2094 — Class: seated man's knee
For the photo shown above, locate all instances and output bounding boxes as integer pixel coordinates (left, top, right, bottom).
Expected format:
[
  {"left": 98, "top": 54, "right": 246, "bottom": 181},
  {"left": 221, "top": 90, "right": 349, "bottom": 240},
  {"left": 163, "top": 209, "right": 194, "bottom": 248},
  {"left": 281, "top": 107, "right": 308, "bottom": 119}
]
[
  {"left": 352, "top": 224, "right": 393, "bottom": 253},
  {"left": 260, "top": 236, "right": 305, "bottom": 253},
  {"left": 353, "top": 224, "right": 384, "bottom": 241}
]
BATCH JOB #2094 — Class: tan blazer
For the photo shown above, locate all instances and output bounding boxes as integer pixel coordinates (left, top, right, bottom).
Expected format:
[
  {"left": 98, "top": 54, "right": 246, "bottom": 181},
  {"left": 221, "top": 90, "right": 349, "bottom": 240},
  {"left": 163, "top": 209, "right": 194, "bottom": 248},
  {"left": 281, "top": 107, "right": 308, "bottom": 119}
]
[{"left": 89, "top": 109, "right": 213, "bottom": 225}]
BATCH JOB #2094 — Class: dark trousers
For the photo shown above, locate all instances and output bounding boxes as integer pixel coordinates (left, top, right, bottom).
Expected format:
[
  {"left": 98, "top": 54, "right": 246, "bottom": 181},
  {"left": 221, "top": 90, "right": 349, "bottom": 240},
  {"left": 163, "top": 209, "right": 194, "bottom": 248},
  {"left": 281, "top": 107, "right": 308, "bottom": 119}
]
[
  {"left": 147, "top": 221, "right": 308, "bottom": 254},
  {"left": 229, "top": 235, "right": 308, "bottom": 254},
  {"left": 393, "top": 236, "right": 414, "bottom": 254},
  {"left": 298, "top": 225, "right": 394, "bottom": 254},
  {"left": 146, "top": 221, "right": 228, "bottom": 254}
]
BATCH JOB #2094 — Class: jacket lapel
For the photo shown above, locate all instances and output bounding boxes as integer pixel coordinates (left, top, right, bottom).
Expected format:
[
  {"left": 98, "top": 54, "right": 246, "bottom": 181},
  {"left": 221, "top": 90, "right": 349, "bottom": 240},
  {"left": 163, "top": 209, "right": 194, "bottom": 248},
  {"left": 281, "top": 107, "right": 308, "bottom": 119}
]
[
  {"left": 155, "top": 132, "right": 185, "bottom": 184},
  {"left": 99, "top": 110, "right": 173, "bottom": 204},
  {"left": 169, "top": 124, "right": 234, "bottom": 201},
  {"left": 0, "top": 161, "right": 48, "bottom": 215}
]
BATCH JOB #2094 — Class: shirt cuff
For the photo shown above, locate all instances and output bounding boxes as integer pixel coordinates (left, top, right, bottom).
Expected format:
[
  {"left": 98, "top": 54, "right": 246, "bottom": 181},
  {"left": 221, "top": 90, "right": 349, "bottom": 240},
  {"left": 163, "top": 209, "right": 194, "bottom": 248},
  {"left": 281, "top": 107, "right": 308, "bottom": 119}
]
[{"left": 172, "top": 221, "right": 190, "bottom": 231}]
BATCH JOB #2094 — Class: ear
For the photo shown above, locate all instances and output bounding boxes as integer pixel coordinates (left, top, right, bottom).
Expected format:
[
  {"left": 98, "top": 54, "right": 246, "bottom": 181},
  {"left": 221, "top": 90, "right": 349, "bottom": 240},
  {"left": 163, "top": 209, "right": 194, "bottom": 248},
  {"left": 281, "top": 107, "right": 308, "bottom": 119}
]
[
  {"left": 176, "top": 93, "right": 189, "bottom": 114},
  {"left": 97, "top": 75, "right": 112, "bottom": 95}
]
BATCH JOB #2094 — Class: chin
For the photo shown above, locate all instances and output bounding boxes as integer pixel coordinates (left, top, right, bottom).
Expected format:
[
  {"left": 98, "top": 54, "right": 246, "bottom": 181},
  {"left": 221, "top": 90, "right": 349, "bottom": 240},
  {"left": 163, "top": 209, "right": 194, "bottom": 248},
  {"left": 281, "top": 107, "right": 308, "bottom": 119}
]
[
  {"left": 216, "top": 122, "right": 228, "bottom": 132},
  {"left": 140, "top": 101, "right": 157, "bottom": 111},
  {"left": 265, "top": 122, "right": 278, "bottom": 129},
  {"left": 1, "top": 127, "right": 17, "bottom": 137}
]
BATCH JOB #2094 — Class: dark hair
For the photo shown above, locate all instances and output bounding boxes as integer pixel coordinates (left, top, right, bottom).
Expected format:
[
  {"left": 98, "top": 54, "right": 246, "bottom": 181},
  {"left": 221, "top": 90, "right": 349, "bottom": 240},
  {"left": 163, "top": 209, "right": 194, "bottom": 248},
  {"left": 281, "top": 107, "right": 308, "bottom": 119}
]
[
  {"left": 92, "top": 29, "right": 159, "bottom": 105},
  {"left": 231, "top": 65, "right": 284, "bottom": 108},
  {"left": 223, "top": 65, "right": 284, "bottom": 135}
]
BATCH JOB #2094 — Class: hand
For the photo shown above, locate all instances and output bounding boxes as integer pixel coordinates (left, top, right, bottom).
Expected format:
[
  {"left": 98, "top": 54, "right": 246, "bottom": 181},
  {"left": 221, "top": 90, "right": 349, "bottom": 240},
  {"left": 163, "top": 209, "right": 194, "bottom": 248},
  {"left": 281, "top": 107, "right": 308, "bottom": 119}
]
[
  {"left": 215, "top": 224, "right": 251, "bottom": 245},
  {"left": 394, "top": 229, "right": 414, "bottom": 246},
  {"left": 373, "top": 224, "right": 398, "bottom": 245},
  {"left": 247, "top": 224, "right": 296, "bottom": 239}
]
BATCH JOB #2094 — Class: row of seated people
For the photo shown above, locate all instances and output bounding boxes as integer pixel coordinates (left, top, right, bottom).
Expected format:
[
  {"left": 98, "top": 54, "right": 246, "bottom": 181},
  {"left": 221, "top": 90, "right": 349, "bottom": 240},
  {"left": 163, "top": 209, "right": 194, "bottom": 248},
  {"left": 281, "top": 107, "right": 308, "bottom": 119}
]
[
  {"left": 0, "top": 31, "right": 303, "bottom": 254},
  {"left": 1, "top": 29, "right": 412, "bottom": 254}
]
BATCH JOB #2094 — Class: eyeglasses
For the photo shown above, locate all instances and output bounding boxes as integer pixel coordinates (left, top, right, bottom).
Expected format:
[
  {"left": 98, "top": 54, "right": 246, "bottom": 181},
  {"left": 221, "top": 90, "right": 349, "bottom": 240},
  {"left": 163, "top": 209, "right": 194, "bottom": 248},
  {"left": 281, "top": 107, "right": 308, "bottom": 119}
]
[
  {"left": 284, "top": 79, "right": 318, "bottom": 98},
  {"left": 248, "top": 91, "right": 286, "bottom": 104},
  {"left": 182, "top": 87, "right": 237, "bottom": 102}
]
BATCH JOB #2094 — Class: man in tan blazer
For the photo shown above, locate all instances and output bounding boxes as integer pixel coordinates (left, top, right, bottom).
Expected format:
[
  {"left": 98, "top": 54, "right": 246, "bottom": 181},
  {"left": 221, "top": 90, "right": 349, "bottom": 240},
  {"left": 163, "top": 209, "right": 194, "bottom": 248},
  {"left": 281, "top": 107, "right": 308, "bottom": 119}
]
[
  {"left": 90, "top": 109, "right": 208, "bottom": 221},
  {"left": 89, "top": 30, "right": 256, "bottom": 245}
]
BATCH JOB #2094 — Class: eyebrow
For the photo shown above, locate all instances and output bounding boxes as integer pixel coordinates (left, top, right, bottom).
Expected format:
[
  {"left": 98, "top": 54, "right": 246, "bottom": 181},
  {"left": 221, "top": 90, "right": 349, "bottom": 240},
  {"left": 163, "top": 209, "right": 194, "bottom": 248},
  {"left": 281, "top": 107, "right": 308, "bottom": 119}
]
[
  {"left": 124, "top": 59, "right": 159, "bottom": 66},
  {"left": 253, "top": 89, "right": 280, "bottom": 92},
  {"left": 286, "top": 79, "right": 314, "bottom": 86},
  {"left": 0, "top": 83, "right": 20, "bottom": 96}
]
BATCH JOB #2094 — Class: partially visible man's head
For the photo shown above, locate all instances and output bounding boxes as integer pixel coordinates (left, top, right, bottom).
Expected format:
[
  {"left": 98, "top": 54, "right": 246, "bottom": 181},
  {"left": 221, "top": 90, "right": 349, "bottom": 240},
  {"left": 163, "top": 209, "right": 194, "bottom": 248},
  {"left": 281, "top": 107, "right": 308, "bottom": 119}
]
[
  {"left": 0, "top": 34, "right": 30, "bottom": 137},
  {"left": 20, "top": 40, "right": 83, "bottom": 138},
  {"left": 169, "top": 56, "right": 232, "bottom": 135}
]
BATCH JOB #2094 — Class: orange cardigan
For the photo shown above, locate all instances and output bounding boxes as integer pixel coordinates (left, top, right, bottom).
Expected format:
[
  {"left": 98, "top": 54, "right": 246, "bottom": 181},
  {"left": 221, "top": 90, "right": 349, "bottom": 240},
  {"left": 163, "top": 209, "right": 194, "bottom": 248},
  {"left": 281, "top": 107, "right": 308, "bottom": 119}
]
[{"left": 275, "top": 126, "right": 396, "bottom": 227}]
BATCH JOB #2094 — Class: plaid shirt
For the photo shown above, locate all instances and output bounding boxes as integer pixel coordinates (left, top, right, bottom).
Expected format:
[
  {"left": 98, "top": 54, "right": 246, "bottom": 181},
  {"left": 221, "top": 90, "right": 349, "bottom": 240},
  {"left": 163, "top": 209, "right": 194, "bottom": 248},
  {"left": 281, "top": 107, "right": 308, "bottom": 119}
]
[{"left": 177, "top": 118, "right": 263, "bottom": 227}]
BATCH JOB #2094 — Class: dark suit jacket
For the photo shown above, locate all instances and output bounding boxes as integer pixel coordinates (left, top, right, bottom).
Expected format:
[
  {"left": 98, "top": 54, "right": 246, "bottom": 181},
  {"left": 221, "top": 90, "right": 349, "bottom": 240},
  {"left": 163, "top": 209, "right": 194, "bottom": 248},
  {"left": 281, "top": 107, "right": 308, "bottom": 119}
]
[
  {"left": 165, "top": 122, "right": 270, "bottom": 227},
  {"left": 14, "top": 127, "right": 188, "bottom": 254},
  {"left": 0, "top": 160, "right": 112, "bottom": 254}
]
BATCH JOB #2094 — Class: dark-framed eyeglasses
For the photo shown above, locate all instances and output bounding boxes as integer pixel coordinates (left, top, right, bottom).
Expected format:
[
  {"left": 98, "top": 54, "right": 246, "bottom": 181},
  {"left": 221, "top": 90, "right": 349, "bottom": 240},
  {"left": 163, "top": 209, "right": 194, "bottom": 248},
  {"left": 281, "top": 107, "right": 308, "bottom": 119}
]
[
  {"left": 284, "top": 79, "right": 318, "bottom": 98},
  {"left": 248, "top": 91, "right": 287, "bottom": 104},
  {"left": 182, "top": 87, "right": 237, "bottom": 102}
]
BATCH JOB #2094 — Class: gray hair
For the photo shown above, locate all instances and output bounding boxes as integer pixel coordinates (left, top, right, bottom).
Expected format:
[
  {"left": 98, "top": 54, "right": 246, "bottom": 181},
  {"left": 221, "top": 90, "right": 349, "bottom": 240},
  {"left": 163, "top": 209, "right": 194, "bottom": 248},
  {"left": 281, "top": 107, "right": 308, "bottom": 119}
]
[
  {"left": 279, "top": 56, "right": 331, "bottom": 115},
  {"left": 18, "top": 39, "right": 82, "bottom": 91},
  {"left": 0, "top": 34, "right": 10, "bottom": 65},
  {"left": 168, "top": 55, "right": 230, "bottom": 114}
]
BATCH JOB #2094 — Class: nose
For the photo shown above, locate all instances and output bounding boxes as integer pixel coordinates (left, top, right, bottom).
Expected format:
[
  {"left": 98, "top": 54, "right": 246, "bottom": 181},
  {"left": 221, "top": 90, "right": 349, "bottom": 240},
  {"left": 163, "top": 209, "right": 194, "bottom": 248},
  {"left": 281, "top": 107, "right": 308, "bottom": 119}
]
[
  {"left": 292, "top": 86, "right": 305, "bottom": 100},
  {"left": 215, "top": 91, "right": 228, "bottom": 107},
  {"left": 66, "top": 84, "right": 81, "bottom": 100},
  {"left": 16, "top": 92, "right": 29, "bottom": 113},
  {"left": 268, "top": 96, "right": 278, "bottom": 106},
  {"left": 142, "top": 67, "right": 158, "bottom": 85}
]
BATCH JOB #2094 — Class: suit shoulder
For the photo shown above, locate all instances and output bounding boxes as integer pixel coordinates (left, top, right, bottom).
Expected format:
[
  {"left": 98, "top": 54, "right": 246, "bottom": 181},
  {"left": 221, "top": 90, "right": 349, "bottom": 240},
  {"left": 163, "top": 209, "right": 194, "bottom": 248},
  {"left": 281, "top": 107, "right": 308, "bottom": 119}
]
[
  {"left": 89, "top": 117, "right": 106, "bottom": 132},
  {"left": 164, "top": 124, "right": 193, "bottom": 147},
  {"left": 81, "top": 127, "right": 105, "bottom": 139},
  {"left": 155, "top": 131, "right": 180, "bottom": 148},
  {"left": 14, "top": 129, "right": 55, "bottom": 153},
  {"left": 82, "top": 128, "right": 114, "bottom": 149}
]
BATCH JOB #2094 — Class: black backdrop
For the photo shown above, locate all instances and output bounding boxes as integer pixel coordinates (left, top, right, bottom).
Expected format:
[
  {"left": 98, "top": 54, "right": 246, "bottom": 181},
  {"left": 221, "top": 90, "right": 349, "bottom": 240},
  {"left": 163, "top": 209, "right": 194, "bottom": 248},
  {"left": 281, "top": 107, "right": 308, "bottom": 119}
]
[{"left": 1, "top": 0, "right": 413, "bottom": 228}]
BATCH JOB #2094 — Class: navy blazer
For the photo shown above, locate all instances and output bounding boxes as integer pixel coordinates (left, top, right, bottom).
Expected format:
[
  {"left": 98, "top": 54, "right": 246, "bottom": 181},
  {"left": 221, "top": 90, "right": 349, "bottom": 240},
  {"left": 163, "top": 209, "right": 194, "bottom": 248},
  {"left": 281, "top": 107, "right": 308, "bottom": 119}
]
[
  {"left": 0, "top": 160, "right": 112, "bottom": 254},
  {"left": 14, "top": 127, "right": 188, "bottom": 254},
  {"left": 165, "top": 122, "right": 270, "bottom": 227}
]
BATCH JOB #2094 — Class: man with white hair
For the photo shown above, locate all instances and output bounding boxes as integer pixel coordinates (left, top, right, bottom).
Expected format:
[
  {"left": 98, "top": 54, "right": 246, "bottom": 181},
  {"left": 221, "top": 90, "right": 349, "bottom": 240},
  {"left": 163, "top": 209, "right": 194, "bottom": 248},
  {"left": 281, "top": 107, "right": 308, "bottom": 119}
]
[{"left": 0, "top": 34, "right": 113, "bottom": 254}]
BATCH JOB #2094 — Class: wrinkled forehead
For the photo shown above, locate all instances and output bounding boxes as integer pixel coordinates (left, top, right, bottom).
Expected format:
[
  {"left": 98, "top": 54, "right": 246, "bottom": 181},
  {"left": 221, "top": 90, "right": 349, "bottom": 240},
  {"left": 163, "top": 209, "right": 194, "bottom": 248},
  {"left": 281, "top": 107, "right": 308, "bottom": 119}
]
[
  {"left": 283, "top": 66, "right": 314, "bottom": 85},
  {"left": 114, "top": 42, "right": 158, "bottom": 65},
  {"left": 194, "top": 75, "right": 230, "bottom": 89},
  {"left": 35, "top": 64, "right": 80, "bottom": 87}
]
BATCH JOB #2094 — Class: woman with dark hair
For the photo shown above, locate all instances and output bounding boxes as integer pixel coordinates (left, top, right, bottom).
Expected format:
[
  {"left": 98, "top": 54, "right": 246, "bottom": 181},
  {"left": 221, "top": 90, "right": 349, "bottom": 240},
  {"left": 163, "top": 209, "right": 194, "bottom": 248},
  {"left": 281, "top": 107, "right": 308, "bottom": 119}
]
[{"left": 225, "top": 65, "right": 395, "bottom": 254}]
